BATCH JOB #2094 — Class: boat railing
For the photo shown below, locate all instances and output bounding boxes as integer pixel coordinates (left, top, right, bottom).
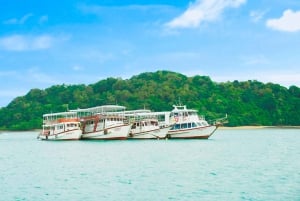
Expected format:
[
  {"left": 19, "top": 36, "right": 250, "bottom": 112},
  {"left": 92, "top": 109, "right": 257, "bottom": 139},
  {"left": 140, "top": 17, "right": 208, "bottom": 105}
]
[
  {"left": 58, "top": 118, "right": 80, "bottom": 123},
  {"left": 208, "top": 114, "right": 228, "bottom": 126},
  {"left": 198, "top": 115, "right": 205, "bottom": 120}
]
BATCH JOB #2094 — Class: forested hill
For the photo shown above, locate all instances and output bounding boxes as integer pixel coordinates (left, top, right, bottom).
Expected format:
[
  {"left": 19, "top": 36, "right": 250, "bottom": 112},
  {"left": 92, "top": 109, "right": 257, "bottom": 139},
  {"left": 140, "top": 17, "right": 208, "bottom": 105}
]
[{"left": 0, "top": 70, "right": 299, "bottom": 130}]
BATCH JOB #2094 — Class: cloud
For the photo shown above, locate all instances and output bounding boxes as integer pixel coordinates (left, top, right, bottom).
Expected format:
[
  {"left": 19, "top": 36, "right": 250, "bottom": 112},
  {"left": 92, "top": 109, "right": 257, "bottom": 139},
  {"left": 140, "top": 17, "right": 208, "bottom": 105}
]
[
  {"left": 0, "top": 70, "right": 18, "bottom": 77},
  {"left": 250, "top": 10, "right": 268, "bottom": 23},
  {"left": 26, "top": 67, "right": 60, "bottom": 85},
  {"left": 72, "top": 65, "right": 84, "bottom": 71},
  {"left": 242, "top": 54, "right": 270, "bottom": 65},
  {"left": 0, "top": 34, "right": 54, "bottom": 51},
  {"left": 165, "top": 0, "right": 246, "bottom": 29},
  {"left": 213, "top": 72, "right": 300, "bottom": 87},
  {"left": 78, "top": 3, "right": 172, "bottom": 14},
  {"left": 3, "top": 13, "right": 33, "bottom": 25},
  {"left": 39, "top": 15, "right": 48, "bottom": 24},
  {"left": 266, "top": 9, "right": 300, "bottom": 32},
  {"left": 0, "top": 89, "right": 27, "bottom": 98}
]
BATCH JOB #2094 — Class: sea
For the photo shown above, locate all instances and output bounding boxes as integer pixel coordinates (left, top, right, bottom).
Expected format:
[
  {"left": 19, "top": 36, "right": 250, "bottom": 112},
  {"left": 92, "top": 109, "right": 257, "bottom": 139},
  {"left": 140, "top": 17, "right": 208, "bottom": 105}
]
[{"left": 0, "top": 128, "right": 299, "bottom": 201}]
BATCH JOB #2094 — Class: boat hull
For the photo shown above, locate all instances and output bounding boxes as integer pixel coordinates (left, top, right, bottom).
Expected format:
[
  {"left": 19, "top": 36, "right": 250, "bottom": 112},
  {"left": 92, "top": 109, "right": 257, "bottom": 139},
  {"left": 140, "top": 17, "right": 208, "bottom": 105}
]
[
  {"left": 128, "top": 127, "right": 169, "bottom": 139},
  {"left": 38, "top": 129, "right": 82, "bottom": 140},
  {"left": 167, "top": 125, "right": 217, "bottom": 139},
  {"left": 81, "top": 125, "right": 131, "bottom": 140}
]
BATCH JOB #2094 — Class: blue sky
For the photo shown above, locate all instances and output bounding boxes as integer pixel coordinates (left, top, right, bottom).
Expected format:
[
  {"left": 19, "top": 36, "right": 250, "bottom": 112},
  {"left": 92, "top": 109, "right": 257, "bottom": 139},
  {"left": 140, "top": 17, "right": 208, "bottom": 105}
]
[{"left": 0, "top": 0, "right": 300, "bottom": 107}]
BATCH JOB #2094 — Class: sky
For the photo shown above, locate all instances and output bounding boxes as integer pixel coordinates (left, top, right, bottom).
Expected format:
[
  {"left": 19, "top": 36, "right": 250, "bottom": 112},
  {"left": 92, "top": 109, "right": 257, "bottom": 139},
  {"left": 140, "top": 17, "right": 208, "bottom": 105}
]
[{"left": 0, "top": 0, "right": 300, "bottom": 107}]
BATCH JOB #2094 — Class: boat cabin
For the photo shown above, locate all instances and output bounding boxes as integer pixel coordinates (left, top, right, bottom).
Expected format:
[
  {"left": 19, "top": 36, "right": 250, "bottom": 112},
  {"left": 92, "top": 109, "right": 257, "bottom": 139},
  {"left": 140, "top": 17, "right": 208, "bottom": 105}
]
[{"left": 170, "top": 121, "right": 209, "bottom": 131}]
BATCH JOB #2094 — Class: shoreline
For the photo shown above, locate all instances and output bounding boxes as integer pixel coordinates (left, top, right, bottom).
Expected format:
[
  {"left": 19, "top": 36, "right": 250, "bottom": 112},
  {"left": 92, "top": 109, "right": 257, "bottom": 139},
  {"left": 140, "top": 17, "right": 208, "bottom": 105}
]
[
  {"left": 219, "top": 126, "right": 300, "bottom": 130},
  {"left": 1, "top": 126, "right": 300, "bottom": 133}
]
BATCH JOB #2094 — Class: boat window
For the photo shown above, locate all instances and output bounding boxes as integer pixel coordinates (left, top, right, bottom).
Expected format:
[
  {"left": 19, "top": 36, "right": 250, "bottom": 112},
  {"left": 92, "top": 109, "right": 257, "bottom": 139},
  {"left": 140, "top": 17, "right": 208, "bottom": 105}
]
[
  {"left": 68, "top": 123, "right": 76, "bottom": 127},
  {"left": 172, "top": 112, "right": 179, "bottom": 118},
  {"left": 57, "top": 125, "right": 63, "bottom": 130},
  {"left": 171, "top": 124, "right": 180, "bottom": 130},
  {"left": 192, "top": 122, "right": 197, "bottom": 128},
  {"left": 151, "top": 121, "right": 158, "bottom": 126},
  {"left": 202, "top": 121, "right": 208, "bottom": 126},
  {"left": 87, "top": 120, "right": 94, "bottom": 125},
  {"left": 131, "top": 123, "right": 136, "bottom": 129},
  {"left": 181, "top": 123, "right": 188, "bottom": 129},
  {"left": 188, "top": 123, "right": 192, "bottom": 128}
]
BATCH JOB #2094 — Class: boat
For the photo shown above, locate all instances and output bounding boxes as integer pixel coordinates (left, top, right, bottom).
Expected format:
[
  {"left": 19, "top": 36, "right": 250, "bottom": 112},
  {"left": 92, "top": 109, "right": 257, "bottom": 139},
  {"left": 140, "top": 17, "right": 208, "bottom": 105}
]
[
  {"left": 37, "top": 111, "right": 82, "bottom": 140},
  {"left": 72, "top": 105, "right": 131, "bottom": 140},
  {"left": 125, "top": 110, "right": 169, "bottom": 139},
  {"left": 166, "top": 105, "right": 220, "bottom": 139}
]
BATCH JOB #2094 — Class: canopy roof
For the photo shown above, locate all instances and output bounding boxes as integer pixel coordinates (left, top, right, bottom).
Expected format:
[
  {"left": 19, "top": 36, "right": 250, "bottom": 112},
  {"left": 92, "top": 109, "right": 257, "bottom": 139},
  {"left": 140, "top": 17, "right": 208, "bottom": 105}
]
[{"left": 70, "top": 105, "right": 126, "bottom": 114}]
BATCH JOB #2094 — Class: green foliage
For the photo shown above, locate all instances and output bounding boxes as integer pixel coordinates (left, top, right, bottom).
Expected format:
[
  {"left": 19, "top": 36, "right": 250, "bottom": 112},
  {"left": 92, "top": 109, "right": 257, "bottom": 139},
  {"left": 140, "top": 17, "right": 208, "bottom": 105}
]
[{"left": 0, "top": 70, "right": 299, "bottom": 130}]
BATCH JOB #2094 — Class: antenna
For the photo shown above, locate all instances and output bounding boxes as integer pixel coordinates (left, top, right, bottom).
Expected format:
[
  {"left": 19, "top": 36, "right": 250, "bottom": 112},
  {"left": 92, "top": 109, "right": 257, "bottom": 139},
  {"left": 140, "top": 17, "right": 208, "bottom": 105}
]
[{"left": 178, "top": 97, "right": 182, "bottom": 106}]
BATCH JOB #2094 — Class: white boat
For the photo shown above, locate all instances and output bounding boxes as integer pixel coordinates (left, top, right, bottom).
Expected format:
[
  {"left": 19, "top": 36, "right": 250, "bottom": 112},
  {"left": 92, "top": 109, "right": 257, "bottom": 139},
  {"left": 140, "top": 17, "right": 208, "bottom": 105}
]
[
  {"left": 166, "top": 105, "right": 219, "bottom": 139},
  {"left": 38, "top": 111, "right": 82, "bottom": 140},
  {"left": 72, "top": 105, "right": 131, "bottom": 140},
  {"left": 125, "top": 110, "right": 169, "bottom": 139}
]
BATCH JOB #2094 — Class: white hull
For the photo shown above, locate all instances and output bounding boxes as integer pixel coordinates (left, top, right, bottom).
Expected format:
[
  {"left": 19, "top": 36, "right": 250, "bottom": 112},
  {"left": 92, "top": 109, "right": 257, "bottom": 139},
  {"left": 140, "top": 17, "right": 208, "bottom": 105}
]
[
  {"left": 128, "top": 127, "right": 169, "bottom": 139},
  {"left": 38, "top": 129, "right": 82, "bottom": 140},
  {"left": 81, "top": 125, "right": 131, "bottom": 140},
  {"left": 39, "top": 111, "right": 82, "bottom": 140},
  {"left": 167, "top": 125, "right": 217, "bottom": 139}
]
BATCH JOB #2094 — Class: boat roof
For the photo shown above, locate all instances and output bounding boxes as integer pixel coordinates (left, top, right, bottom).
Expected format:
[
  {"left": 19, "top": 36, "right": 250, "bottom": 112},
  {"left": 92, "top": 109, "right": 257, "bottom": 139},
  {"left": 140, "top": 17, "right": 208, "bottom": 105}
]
[
  {"left": 70, "top": 105, "right": 126, "bottom": 113},
  {"left": 123, "top": 109, "right": 151, "bottom": 114},
  {"left": 43, "top": 111, "right": 77, "bottom": 118},
  {"left": 123, "top": 109, "right": 152, "bottom": 117},
  {"left": 171, "top": 105, "right": 197, "bottom": 113}
]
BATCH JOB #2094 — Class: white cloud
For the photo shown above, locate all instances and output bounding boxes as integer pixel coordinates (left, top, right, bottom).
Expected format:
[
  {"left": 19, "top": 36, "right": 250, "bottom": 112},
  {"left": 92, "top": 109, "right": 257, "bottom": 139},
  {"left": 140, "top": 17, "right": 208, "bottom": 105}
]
[
  {"left": 242, "top": 55, "right": 270, "bottom": 65},
  {"left": 266, "top": 9, "right": 300, "bottom": 32},
  {"left": 0, "top": 34, "right": 54, "bottom": 51},
  {"left": 39, "top": 15, "right": 48, "bottom": 24},
  {"left": 26, "top": 67, "right": 60, "bottom": 84},
  {"left": 165, "top": 0, "right": 246, "bottom": 29},
  {"left": 32, "top": 35, "right": 53, "bottom": 49},
  {"left": 264, "top": 73, "right": 300, "bottom": 87},
  {"left": 72, "top": 65, "right": 84, "bottom": 71},
  {"left": 213, "top": 71, "right": 300, "bottom": 87},
  {"left": 3, "top": 13, "right": 33, "bottom": 25},
  {"left": 0, "top": 89, "right": 27, "bottom": 97},
  {"left": 78, "top": 3, "right": 172, "bottom": 14},
  {"left": 250, "top": 10, "right": 268, "bottom": 23},
  {"left": 0, "top": 70, "right": 18, "bottom": 77}
]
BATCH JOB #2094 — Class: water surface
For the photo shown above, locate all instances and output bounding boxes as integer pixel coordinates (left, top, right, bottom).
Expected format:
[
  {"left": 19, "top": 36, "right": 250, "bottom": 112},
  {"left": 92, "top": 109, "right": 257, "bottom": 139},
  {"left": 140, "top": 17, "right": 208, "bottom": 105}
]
[{"left": 0, "top": 129, "right": 299, "bottom": 201}]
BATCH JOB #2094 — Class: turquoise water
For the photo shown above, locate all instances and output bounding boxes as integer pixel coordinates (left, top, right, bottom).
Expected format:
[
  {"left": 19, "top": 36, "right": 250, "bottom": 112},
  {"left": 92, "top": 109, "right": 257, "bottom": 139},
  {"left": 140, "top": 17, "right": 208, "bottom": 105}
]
[{"left": 0, "top": 129, "right": 299, "bottom": 201}]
